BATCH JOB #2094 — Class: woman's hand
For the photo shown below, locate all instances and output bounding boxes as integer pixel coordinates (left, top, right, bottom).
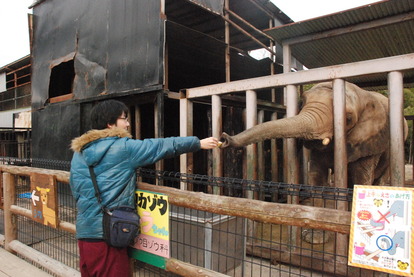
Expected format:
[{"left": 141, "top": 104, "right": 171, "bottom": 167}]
[{"left": 200, "top": 137, "right": 220, "bottom": 149}]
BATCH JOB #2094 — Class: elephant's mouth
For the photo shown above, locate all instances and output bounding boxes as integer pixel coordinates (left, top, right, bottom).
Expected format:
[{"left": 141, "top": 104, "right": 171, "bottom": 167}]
[{"left": 303, "top": 138, "right": 333, "bottom": 151}]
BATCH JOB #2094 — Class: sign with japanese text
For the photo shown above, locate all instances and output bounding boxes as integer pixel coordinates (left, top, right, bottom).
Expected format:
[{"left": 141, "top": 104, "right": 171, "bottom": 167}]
[
  {"left": 130, "top": 189, "right": 169, "bottom": 269},
  {"left": 30, "top": 173, "right": 58, "bottom": 228},
  {"left": 349, "top": 185, "right": 414, "bottom": 276}
]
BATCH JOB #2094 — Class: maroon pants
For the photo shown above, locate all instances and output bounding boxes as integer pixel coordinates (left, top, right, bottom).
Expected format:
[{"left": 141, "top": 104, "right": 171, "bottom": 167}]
[{"left": 78, "top": 240, "right": 130, "bottom": 277}]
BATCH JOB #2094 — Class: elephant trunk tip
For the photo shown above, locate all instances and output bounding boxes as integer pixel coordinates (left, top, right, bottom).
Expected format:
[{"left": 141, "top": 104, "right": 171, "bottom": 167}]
[{"left": 219, "top": 132, "right": 234, "bottom": 148}]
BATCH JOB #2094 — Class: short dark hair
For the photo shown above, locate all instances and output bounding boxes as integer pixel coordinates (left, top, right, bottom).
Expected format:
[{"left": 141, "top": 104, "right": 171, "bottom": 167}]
[{"left": 90, "top": 100, "right": 129, "bottom": 130}]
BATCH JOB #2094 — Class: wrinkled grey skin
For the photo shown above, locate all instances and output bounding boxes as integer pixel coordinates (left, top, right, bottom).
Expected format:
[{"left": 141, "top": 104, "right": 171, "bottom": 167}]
[{"left": 220, "top": 82, "right": 408, "bottom": 187}]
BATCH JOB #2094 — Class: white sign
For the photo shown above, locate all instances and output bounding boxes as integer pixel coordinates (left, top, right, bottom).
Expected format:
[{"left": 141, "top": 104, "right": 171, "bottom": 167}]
[{"left": 349, "top": 185, "right": 414, "bottom": 276}]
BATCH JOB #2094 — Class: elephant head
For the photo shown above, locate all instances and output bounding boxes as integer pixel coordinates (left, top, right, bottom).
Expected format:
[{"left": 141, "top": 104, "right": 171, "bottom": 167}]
[
  {"left": 220, "top": 82, "right": 408, "bottom": 186},
  {"left": 383, "top": 231, "right": 405, "bottom": 256}
]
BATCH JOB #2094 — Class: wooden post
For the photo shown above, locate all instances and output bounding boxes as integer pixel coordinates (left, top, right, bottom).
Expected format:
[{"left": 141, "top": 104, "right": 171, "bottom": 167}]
[
  {"left": 3, "top": 172, "right": 17, "bottom": 253},
  {"left": 180, "top": 95, "right": 194, "bottom": 190},
  {"left": 388, "top": 71, "right": 405, "bottom": 186},
  {"left": 155, "top": 92, "right": 165, "bottom": 185}
]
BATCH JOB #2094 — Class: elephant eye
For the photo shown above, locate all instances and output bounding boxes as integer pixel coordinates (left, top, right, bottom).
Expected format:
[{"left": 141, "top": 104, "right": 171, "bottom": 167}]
[{"left": 299, "top": 98, "right": 304, "bottom": 109}]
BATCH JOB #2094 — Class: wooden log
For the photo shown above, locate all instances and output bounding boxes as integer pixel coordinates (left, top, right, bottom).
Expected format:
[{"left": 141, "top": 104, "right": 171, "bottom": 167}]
[
  {"left": 138, "top": 182, "right": 351, "bottom": 234},
  {"left": 10, "top": 205, "right": 76, "bottom": 234},
  {"left": 166, "top": 258, "right": 229, "bottom": 277},
  {"left": 8, "top": 240, "right": 80, "bottom": 277},
  {"left": 246, "top": 242, "right": 363, "bottom": 277},
  {"left": 0, "top": 165, "right": 70, "bottom": 183},
  {"left": 3, "top": 172, "right": 17, "bottom": 253}
]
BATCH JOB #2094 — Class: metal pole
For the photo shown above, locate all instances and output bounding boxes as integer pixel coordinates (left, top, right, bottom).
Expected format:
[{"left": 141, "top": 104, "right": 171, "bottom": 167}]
[
  {"left": 333, "top": 79, "right": 348, "bottom": 263},
  {"left": 246, "top": 90, "right": 257, "bottom": 199},
  {"left": 333, "top": 79, "right": 348, "bottom": 190},
  {"left": 224, "top": 0, "right": 230, "bottom": 82},
  {"left": 388, "top": 71, "right": 405, "bottom": 186},
  {"left": 212, "top": 95, "right": 223, "bottom": 195},
  {"left": 286, "top": 84, "right": 299, "bottom": 199}
]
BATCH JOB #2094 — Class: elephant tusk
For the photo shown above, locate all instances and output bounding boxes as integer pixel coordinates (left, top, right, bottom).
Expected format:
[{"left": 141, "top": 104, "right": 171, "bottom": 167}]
[{"left": 322, "top": 138, "right": 330, "bottom": 145}]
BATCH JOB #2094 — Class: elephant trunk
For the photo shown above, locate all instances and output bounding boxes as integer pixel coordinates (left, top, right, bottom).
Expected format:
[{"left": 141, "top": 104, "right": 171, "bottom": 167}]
[{"left": 220, "top": 111, "right": 332, "bottom": 148}]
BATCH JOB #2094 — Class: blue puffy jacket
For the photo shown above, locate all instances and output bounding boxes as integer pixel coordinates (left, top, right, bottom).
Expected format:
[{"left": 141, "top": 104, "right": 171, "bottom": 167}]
[{"left": 70, "top": 127, "right": 200, "bottom": 239}]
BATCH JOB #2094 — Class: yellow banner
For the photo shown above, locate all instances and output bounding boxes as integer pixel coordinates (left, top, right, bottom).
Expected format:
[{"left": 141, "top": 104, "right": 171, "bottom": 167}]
[{"left": 133, "top": 190, "right": 170, "bottom": 258}]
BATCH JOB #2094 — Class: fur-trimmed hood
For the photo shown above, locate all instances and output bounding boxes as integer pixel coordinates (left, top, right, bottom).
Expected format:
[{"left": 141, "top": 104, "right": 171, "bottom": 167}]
[{"left": 71, "top": 127, "right": 132, "bottom": 152}]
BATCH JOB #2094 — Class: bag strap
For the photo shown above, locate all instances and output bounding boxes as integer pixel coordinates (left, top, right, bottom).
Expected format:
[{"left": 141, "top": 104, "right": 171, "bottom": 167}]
[{"left": 88, "top": 166, "right": 107, "bottom": 214}]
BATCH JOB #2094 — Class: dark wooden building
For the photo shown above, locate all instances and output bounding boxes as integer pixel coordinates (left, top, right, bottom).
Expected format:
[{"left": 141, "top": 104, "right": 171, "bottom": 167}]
[{"left": 29, "top": 0, "right": 294, "bottom": 174}]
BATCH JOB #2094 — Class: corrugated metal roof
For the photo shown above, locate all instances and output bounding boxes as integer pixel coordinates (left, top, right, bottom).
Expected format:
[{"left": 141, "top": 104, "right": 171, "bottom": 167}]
[{"left": 264, "top": 0, "right": 414, "bottom": 88}]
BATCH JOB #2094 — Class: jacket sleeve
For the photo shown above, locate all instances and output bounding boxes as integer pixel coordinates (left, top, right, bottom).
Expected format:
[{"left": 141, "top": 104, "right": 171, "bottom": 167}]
[{"left": 126, "top": 136, "right": 200, "bottom": 168}]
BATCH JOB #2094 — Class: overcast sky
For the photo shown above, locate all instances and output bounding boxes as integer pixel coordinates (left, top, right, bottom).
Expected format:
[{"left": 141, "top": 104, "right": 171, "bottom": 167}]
[{"left": 0, "top": 0, "right": 380, "bottom": 68}]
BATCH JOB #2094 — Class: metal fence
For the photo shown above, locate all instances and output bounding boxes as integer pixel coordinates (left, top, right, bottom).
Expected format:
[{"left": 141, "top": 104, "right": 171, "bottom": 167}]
[{"left": 0, "top": 158, "right": 390, "bottom": 276}]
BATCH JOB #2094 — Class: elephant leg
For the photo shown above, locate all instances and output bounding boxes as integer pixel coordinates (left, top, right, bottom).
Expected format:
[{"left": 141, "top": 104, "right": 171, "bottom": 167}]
[
  {"left": 373, "top": 152, "right": 390, "bottom": 185},
  {"left": 302, "top": 157, "right": 332, "bottom": 245},
  {"left": 349, "top": 155, "right": 382, "bottom": 186},
  {"left": 306, "top": 153, "right": 331, "bottom": 208}
]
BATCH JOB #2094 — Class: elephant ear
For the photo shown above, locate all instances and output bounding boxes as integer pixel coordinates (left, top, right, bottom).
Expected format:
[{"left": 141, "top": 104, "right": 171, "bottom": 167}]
[{"left": 346, "top": 91, "right": 389, "bottom": 163}]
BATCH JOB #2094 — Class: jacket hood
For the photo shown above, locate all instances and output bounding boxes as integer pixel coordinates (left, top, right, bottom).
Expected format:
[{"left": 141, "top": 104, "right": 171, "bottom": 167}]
[
  {"left": 71, "top": 127, "right": 132, "bottom": 152},
  {"left": 71, "top": 128, "right": 132, "bottom": 167}
]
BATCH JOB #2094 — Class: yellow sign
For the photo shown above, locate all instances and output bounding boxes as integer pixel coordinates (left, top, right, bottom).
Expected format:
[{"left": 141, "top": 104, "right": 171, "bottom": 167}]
[
  {"left": 133, "top": 190, "right": 169, "bottom": 258},
  {"left": 349, "top": 185, "right": 414, "bottom": 276}
]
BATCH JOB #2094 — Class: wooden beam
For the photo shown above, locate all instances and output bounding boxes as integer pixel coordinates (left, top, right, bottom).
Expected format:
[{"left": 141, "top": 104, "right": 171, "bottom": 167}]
[{"left": 137, "top": 182, "right": 351, "bottom": 234}]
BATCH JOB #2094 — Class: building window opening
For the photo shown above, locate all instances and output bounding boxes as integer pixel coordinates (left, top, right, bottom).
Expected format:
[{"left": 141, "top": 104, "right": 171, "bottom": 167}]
[{"left": 48, "top": 60, "right": 75, "bottom": 101}]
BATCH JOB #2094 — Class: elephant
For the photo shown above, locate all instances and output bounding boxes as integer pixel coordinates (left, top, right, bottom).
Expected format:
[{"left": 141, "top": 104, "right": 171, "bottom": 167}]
[
  {"left": 370, "top": 200, "right": 404, "bottom": 229},
  {"left": 382, "top": 231, "right": 406, "bottom": 256},
  {"left": 220, "top": 82, "right": 408, "bottom": 188}
]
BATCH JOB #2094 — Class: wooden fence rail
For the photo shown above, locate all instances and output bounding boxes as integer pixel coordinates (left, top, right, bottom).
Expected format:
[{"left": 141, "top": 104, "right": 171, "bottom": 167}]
[{"left": 1, "top": 165, "right": 353, "bottom": 276}]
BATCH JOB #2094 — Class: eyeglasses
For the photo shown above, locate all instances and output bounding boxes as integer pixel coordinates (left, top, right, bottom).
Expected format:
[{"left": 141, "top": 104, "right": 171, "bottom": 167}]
[{"left": 118, "top": 117, "right": 129, "bottom": 122}]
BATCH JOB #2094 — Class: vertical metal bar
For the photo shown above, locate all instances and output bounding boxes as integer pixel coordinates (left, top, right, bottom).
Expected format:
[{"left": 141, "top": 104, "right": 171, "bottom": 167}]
[
  {"left": 388, "top": 71, "right": 405, "bottom": 186},
  {"left": 180, "top": 95, "right": 193, "bottom": 190},
  {"left": 245, "top": 90, "right": 257, "bottom": 199},
  {"left": 286, "top": 84, "right": 300, "bottom": 250},
  {"left": 212, "top": 95, "right": 222, "bottom": 195},
  {"left": 3, "top": 172, "right": 17, "bottom": 253},
  {"left": 269, "top": 19, "right": 279, "bottom": 192},
  {"left": 283, "top": 44, "right": 292, "bottom": 184},
  {"left": 286, "top": 84, "right": 299, "bottom": 194},
  {"left": 333, "top": 79, "right": 348, "bottom": 263},
  {"left": 333, "top": 79, "right": 348, "bottom": 190},
  {"left": 282, "top": 44, "right": 291, "bottom": 105},
  {"left": 257, "top": 110, "right": 265, "bottom": 182},
  {"left": 224, "top": 0, "right": 230, "bottom": 82}
]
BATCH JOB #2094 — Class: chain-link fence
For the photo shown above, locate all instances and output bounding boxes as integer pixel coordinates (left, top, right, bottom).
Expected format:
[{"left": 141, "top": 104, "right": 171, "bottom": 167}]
[{"left": 0, "top": 158, "right": 390, "bottom": 276}]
